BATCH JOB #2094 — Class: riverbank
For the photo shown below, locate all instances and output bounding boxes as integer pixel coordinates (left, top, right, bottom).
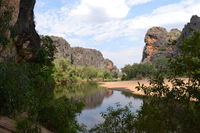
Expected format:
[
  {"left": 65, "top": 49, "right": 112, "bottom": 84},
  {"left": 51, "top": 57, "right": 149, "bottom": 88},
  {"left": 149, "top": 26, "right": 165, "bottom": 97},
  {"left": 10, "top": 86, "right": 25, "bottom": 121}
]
[
  {"left": 99, "top": 80, "right": 148, "bottom": 96},
  {"left": 99, "top": 78, "right": 188, "bottom": 96}
]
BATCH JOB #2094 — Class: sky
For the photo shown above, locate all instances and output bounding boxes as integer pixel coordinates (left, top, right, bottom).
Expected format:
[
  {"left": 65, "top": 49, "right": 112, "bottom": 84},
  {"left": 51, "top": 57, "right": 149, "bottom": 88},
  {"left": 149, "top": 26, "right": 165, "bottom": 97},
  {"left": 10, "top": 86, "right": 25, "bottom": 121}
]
[{"left": 34, "top": 0, "right": 200, "bottom": 68}]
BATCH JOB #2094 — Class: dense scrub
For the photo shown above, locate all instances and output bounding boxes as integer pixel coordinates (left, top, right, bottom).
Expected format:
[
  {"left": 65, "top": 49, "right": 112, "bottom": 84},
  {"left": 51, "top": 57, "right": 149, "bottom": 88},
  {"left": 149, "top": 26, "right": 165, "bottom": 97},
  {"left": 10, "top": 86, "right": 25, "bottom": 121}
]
[
  {"left": 53, "top": 58, "right": 117, "bottom": 86},
  {"left": 0, "top": 36, "right": 84, "bottom": 133},
  {"left": 121, "top": 57, "right": 170, "bottom": 80}
]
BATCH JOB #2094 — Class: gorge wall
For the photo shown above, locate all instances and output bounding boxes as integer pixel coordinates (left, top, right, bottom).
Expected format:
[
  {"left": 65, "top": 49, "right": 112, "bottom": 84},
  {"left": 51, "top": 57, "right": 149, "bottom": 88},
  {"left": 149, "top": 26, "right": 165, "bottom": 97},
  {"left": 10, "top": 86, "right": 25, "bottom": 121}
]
[
  {"left": 141, "top": 27, "right": 181, "bottom": 63},
  {"left": 48, "top": 36, "right": 119, "bottom": 72},
  {"left": 141, "top": 15, "right": 200, "bottom": 64},
  {"left": 0, "top": 0, "right": 40, "bottom": 62},
  {"left": 0, "top": 0, "right": 118, "bottom": 72}
]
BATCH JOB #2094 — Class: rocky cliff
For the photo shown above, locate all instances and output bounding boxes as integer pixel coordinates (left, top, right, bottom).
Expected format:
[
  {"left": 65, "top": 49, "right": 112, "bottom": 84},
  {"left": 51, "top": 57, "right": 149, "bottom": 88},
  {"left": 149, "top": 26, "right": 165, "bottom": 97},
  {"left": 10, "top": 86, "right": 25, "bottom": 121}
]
[
  {"left": 141, "top": 27, "right": 181, "bottom": 63},
  {"left": 141, "top": 15, "right": 200, "bottom": 64},
  {"left": 48, "top": 36, "right": 119, "bottom": 72},
  {"left": 0, "top": 0, "right": 40, "bottom": 62},
  {"left": 175, "top": 15, "right": 200, "bottom": 52}
]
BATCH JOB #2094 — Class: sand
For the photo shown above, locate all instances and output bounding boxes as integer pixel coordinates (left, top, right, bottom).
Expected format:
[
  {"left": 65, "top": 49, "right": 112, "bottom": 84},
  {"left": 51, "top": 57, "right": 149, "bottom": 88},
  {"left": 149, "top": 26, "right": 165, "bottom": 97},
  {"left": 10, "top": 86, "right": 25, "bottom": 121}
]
[
  {"left": 99, "top": 78, "right": 188, "bottom": 96},
  {"left": 99, "top": 80, "right": 150, "bottom": 96}
]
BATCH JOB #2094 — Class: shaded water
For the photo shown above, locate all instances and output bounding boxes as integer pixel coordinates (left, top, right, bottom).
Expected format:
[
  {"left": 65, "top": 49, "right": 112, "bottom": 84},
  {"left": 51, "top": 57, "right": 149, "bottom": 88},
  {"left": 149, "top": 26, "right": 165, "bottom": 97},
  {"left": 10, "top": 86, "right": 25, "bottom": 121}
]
[{"left": 77, "top": 89, "right": 143, "bottom": 129}]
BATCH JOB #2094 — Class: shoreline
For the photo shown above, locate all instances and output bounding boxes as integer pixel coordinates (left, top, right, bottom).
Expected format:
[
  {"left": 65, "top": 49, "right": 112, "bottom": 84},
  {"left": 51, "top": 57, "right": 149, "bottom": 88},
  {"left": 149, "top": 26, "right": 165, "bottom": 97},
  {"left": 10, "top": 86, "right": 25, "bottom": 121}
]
[
  {"left": 99, "top": 80, "right": 149, "bottom": 96},
  {"left": 99, "top": 78, "right": 188, "bottom": 96}
]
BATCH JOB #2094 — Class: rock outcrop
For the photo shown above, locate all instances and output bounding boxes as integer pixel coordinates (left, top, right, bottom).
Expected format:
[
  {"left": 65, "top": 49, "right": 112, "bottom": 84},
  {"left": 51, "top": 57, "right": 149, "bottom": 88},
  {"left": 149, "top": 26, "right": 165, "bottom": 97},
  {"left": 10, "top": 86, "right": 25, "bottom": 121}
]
[
  {"left": 175, "top": 15, "right": 200, "bottom": 52},
  {"left": 141, "top": 27, "right": 181, "bottom": 63},
  {"left": 49, "top": 36, "right": 71, "bottom": 59},
  {"left": 141, "top": 15, "right": 200, "bottom": 64},
  {"left": 71, "top": 47, "right": 105, "bottom": 68},
  {"left": 0, "top": 0, "right": 40, "bottom": 62},
  {"left": 48, "top": 36, "right": 119, "bottom": 72}
]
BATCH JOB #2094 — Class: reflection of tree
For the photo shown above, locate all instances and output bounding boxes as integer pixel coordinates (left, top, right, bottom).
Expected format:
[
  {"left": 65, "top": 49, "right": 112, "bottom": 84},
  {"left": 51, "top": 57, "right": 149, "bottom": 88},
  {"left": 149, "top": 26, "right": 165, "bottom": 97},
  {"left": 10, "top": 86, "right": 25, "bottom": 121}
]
[
  {"left": 121, "top": 91, "right": 144, "bottom": 100},
  {"left": 84, "top": 89, "right": 113, "bottom": 109}
]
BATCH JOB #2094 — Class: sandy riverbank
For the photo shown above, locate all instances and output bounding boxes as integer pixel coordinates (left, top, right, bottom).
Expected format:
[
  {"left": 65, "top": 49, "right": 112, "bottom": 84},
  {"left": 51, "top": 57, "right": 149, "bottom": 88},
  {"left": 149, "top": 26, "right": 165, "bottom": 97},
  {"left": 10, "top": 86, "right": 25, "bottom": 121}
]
[
  {"left": 99, "top": 78, "right": 188, "bottom": 96},
  {"left": 99, "top": 80, "right": 149, "bottom": 96}
]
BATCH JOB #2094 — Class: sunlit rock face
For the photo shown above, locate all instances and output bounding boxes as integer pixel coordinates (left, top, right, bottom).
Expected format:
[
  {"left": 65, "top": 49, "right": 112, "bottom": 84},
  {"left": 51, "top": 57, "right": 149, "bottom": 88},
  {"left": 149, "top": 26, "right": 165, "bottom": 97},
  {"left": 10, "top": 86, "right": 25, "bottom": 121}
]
[
  {"left": 0, "top": 0, "right": 40, "bottom": 62},
  {"left": 47, "top": 36, "right": 119, "bottom": 72},
  {"left": 141, "top": 15, "right": 200, "bottom": 64},
  {"left": 71, "top": 47, "right": 119, "bottom": 72},
  {"left": 141, "top": 27, "right": 181, "bottom": 63},
  {"left": 71, "top": 47, "right": 105, "bottom": 68}
]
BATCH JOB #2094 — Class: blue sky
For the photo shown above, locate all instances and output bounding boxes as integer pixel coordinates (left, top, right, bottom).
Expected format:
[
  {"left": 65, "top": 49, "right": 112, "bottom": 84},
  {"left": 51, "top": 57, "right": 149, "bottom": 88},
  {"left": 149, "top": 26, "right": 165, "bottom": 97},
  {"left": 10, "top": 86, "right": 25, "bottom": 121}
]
[{"left": 34, "top": 0, "right": 200, "bottom": 68}]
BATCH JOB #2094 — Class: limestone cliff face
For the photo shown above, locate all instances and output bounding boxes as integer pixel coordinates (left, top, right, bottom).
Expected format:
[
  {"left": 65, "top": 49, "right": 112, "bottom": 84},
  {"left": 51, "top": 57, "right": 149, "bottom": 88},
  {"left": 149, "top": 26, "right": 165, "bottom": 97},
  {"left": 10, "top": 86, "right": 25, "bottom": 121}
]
[
  {"left": 0, "top": 0, "right": 40, "bottom": 62},
  {"left": 71, "top": 47, "right": 105, "bottom": 68},
  {"left": 48, "top": 36, "right": 119, "bottom": 72},
  {"left": 49, "top": 36, "right": 71, "bottom": 59},
  {"left": 141, "top": 27, "right": 181, "bottom": 63}
]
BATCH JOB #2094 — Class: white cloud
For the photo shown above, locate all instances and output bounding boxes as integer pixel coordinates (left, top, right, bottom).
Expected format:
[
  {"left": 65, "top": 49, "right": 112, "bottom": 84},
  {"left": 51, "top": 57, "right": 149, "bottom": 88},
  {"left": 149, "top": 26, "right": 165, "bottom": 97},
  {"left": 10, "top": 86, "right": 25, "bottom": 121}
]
[
  {"left": 126, "top": 0, "right": 152, "bottom": 6},
  {"left": 35, "top": 0, "right": 200, "bottom": 67},
  {"left": 70, "top": 0, "right": 130, "bottom": 22}
]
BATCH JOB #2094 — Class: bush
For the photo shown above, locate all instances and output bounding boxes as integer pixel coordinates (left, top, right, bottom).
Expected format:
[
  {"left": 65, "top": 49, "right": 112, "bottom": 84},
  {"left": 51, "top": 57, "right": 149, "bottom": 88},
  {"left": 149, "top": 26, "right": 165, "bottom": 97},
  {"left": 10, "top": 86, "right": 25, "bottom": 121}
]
[
  {"left": 121, "top": 63, "right": 153, "bottom": 80},
  {"left": 53, "top": 58, "right": 116, "bottom": 86},
  {"left": 90, "top": 104, "right": 136, "bottom": 133},
  {"left": 121, "top": 57, "right": 171, "bottom": 80}
]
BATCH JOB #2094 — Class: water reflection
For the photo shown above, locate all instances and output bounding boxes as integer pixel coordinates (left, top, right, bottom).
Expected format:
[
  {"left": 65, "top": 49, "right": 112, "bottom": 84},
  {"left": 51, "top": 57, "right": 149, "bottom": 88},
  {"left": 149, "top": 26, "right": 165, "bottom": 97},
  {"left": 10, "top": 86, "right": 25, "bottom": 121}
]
[
  {"left": 83, "top": 89, "right": 113, "bottom": 109},
  {"left": 77, "top": 89, "right": 143, "bottom": 129}
]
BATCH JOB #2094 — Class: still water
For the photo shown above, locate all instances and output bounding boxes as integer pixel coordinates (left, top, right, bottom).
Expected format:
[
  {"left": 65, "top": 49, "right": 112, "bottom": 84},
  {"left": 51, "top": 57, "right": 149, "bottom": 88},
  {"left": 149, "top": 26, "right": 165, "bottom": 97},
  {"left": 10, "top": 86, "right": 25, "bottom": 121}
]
[{"left": 77, "top": 89, "right": 143, "bottom": 129}]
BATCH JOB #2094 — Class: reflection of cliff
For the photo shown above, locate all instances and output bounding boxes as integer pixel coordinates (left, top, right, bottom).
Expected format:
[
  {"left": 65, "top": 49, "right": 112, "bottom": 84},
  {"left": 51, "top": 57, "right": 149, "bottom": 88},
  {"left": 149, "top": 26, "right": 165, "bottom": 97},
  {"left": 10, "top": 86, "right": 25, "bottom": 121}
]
[{"left": 84, "top": 89, "right": 113, "bottom": 109}]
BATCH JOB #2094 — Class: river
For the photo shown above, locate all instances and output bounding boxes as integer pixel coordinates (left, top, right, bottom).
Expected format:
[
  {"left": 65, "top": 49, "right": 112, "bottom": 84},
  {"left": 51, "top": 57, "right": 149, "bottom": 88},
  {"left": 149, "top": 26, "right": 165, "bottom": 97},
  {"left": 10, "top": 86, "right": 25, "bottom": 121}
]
[{"left": 77, "top": 89, "right": 143, "bottom": 129}]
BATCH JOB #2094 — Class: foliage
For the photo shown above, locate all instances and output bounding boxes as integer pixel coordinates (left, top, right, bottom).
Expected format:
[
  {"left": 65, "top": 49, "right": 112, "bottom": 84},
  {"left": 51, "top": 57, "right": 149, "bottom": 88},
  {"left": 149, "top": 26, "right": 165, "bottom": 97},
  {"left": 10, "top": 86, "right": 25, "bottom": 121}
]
[
  {"left": 133, "top": 31, "right": 200, "bottom": 133},
  {"left": 0, "top": 37, "right": 84, "bottom": 133},
  {"left": 121, "top": 57, "right": 171, "bottom": 80},
  {"left": 121, "top": 63, "right": 153, "bottom": 80},
  {"left": 53, "top": 58, "right": 116, "bottom": 86},
  {"left": 36, "top": 36, "right": 56, "bottom": 65},
  {"left": 90, "top": 104, "right": 136, "bottom": 133},
  {"left": 38, "top": 97, "right": 84, "bottom": 133},
  {"left": 16, "top": 117, "right": 41, "bottom": 133}
]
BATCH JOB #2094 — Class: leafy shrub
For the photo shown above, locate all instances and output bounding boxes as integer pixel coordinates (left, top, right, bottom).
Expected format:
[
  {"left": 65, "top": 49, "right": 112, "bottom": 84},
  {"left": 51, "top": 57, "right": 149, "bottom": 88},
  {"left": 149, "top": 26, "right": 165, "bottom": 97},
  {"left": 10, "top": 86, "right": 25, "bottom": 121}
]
[
  {"left": 90, "top": 104, "right": 136, "bottom": 133},
  {"left": 53, "top": 58, "right": 116, "bottom": 86},
  {"left": 121, "top": 57, "right": 172, "bottom": 80},
  {"left": 121, "top": 63, "right": 153, "bottom": 80}
]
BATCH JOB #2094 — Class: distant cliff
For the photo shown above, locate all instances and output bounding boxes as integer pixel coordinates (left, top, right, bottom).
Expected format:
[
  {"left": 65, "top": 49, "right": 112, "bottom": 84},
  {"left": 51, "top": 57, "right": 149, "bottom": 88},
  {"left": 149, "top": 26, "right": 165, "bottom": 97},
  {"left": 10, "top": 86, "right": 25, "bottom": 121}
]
[
  {"left": 48, "top": 36, "right": 119, "bottom": 72},
  {"left": 0, "top": 0, "right": 40, "bottom": 62},
  {"left": 141, "top": 15, "right": 200, "bottom": 63},
  {"left": 141, "top": 27, "right": 181, "bottom": 63}
]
